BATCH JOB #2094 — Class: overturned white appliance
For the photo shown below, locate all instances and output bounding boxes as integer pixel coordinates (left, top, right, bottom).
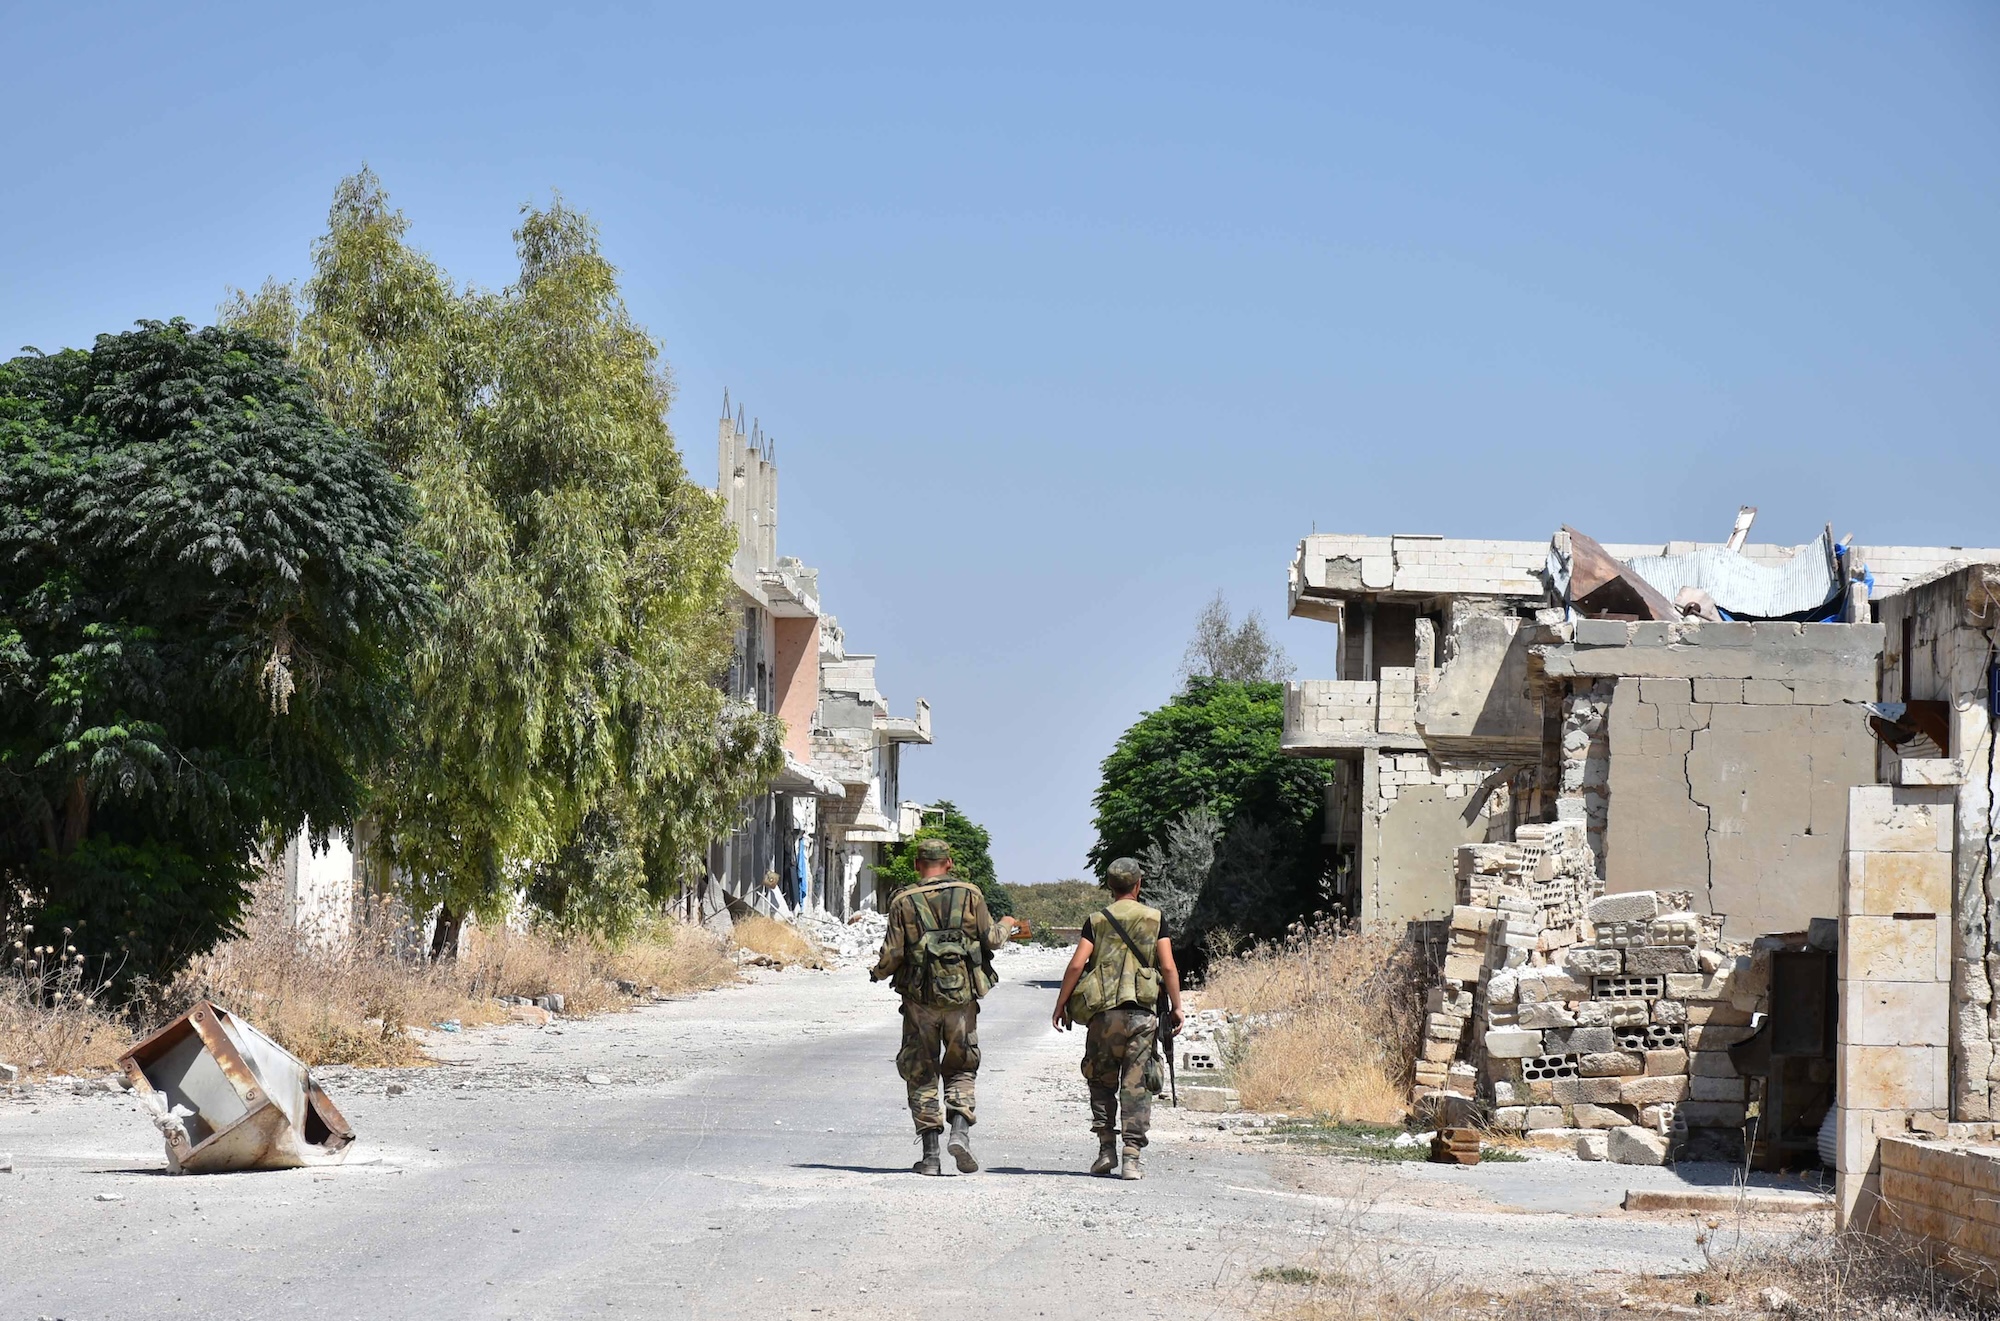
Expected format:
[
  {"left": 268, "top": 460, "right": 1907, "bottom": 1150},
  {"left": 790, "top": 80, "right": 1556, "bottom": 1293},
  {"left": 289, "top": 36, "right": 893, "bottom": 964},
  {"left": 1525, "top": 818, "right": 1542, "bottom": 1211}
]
[{"left": 119, "top": 1000, "right": 354, "bottom": 1173}]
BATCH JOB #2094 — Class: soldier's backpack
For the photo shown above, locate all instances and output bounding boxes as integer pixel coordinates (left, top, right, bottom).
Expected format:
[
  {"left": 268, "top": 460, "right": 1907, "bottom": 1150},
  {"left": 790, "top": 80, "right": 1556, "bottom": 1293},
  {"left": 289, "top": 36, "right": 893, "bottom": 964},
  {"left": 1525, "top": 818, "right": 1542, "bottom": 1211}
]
[{"left": 908, "top": 882, "right": 985, "bottom": 1007}]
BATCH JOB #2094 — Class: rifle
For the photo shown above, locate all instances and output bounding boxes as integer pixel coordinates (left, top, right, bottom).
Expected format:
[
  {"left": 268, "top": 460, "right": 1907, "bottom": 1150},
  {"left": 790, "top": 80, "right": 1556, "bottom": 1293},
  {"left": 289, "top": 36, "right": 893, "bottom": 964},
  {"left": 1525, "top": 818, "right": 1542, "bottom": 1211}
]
[{"left": 1157, "top": 977, "right": 1178, "bottom": 1107}]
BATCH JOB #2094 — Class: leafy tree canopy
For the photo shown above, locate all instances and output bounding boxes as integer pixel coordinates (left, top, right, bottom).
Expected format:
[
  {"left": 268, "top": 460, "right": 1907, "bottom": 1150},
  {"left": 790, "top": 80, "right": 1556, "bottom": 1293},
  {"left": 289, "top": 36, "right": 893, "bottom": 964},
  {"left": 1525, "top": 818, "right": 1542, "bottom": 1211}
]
[
  {"left": 225, "top": 171, "right": 781, "bottom": 942},
  {"left": 876, "top": 800, "right": 1011, "bottom": 918},
  {"left": 1088, "top": 678, "right": 1330, "bottom": 943},
  {"left": 0, "top": 321, "right": 433, "bottom": 981}
]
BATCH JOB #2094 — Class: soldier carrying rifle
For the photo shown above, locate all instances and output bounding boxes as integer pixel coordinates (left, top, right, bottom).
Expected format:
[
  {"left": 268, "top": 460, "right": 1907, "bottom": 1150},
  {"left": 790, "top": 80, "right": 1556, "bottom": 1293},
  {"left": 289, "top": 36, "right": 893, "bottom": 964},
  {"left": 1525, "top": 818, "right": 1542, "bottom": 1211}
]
[{"left": 1050, "top": 857, "right": 1184, "bottom": 1179}]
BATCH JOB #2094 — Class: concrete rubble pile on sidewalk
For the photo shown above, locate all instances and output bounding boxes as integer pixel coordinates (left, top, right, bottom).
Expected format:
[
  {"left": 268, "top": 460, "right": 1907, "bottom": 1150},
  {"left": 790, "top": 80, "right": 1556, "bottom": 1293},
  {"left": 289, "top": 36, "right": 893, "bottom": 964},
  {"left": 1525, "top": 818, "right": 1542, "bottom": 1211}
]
[{"left": 791, "top": 907, "right": 890, "bottom": 967}]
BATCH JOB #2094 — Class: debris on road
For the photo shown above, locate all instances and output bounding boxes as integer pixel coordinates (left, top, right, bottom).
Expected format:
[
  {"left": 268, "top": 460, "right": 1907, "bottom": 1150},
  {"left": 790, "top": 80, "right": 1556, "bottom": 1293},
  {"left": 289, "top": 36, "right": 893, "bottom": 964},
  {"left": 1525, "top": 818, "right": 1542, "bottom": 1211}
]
[
  {"left": 119, "top": 1000, "right": 355, "bottom": 1174},
  {"left": 790, "top": 908, "right": 888, "bottom": 967}
]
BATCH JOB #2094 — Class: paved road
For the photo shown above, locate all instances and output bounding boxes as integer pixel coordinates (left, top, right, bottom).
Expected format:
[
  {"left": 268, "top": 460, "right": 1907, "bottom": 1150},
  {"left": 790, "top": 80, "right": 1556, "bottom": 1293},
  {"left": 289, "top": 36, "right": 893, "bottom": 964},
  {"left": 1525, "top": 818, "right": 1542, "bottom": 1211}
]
[{"left": 0, "top": 948, "right": 1753, "bottom": 1320}]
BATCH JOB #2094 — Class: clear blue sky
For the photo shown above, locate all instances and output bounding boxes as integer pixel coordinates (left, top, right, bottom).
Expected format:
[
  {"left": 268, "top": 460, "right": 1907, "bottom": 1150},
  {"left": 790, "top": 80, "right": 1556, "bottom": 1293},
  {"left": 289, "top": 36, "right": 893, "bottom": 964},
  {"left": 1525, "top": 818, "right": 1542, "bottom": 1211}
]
[{"left": 4, "top": 4, "right": 1996, "bottom": 886}]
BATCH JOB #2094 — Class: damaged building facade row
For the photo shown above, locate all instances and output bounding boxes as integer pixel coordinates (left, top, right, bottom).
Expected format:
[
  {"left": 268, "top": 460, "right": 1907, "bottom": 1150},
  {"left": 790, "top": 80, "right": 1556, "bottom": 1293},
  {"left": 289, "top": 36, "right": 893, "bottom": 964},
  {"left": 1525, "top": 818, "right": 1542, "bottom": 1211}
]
[
  {"left": 696, "top": 399, "right": 936, "bottom": 924},
  {"left": 1281, "top": 524, "right": 2000, "bottom": 1227}
]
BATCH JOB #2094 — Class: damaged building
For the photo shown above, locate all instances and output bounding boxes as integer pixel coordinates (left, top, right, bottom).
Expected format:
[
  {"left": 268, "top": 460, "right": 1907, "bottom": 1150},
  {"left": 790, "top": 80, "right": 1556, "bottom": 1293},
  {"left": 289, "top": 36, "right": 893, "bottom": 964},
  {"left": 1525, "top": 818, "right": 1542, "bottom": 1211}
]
[
  {"left": 700, "top": 398, "right": 936, "bottom": 922},
  {"left": 1282, "top": 519, "right": 2000, "bottom": 1216}
]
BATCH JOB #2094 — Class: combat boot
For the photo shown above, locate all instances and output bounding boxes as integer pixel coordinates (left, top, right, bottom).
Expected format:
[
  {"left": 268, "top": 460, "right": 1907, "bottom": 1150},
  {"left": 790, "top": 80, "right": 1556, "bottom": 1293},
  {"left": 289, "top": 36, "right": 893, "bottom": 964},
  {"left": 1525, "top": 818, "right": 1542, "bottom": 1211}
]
[
  {"left": 913, "top": 1131, "right": 942, "bottom": 1176},
  {"left": 1119, "top": 1142, "right": 1144, "bottom": 1180},
  {"left": 1091, "top": 1133, "right": 1119, "bottom": 1176},
  {"left": 946, "top": 1115, "right": 979, "bottom": 1173}
]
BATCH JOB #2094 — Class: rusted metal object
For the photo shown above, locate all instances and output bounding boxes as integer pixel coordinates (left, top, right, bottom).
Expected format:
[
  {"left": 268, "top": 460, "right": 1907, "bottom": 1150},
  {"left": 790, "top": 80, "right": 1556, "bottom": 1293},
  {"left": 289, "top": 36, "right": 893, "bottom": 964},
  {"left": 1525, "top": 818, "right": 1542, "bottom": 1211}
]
[
  {"left": 118, "top": 1000, "right": 353, "bottom": 1174},
  {"left": 1430, "top": 1127, "right": 1482, "bottom": 1165}
]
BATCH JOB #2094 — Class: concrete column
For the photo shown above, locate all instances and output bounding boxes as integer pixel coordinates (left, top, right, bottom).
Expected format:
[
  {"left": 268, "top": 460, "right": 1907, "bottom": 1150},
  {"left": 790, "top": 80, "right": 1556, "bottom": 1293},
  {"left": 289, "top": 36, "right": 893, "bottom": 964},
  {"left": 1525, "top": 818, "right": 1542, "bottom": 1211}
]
[
  {"left": 1836, "top": 784, "right": 1955, "bottom": 1228},
  {"left": 1360, "top": 749, "right": 1383, "bottom": 924}
]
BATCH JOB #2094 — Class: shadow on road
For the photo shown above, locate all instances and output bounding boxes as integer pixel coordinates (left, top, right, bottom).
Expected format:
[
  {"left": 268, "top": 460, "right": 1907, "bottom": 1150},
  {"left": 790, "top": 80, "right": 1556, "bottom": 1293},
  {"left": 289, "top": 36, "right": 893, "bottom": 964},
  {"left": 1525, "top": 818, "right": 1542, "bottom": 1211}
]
[{"left": 792, "top": 1163, "right": 1102, "bottom": 1180}]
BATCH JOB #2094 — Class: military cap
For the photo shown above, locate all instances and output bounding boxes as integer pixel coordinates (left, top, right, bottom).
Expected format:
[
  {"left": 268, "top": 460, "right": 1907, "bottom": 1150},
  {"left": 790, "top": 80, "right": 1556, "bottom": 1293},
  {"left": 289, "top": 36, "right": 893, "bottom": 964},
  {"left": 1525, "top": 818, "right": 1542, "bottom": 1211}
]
[
  {"left": 915, "top": 838, "right": 953, "bottom": 863},
  {"left": 1107, "top": 857, "right": 1143, "bottom": 885}
]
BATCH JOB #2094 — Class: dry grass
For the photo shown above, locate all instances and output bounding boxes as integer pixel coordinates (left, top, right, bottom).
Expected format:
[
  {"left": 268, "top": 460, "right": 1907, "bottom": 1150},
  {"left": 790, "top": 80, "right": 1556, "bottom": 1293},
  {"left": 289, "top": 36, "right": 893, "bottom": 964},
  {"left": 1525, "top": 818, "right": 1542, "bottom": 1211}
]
[
  {"left": 0, "top": 926, "right": 132, "bottom": 1075},
  {"left": 732, "top": 913, "right": 826, "bottom": 968},
  {"left": 1201, "top": 920, "right": 1429, "bottom": 1125},
  {"left": 1661, "top": 1220, "right": 2000, "bottom": 1319},
  {"left": 3, "top": 889, "right": 741, "bottom": 1075}
]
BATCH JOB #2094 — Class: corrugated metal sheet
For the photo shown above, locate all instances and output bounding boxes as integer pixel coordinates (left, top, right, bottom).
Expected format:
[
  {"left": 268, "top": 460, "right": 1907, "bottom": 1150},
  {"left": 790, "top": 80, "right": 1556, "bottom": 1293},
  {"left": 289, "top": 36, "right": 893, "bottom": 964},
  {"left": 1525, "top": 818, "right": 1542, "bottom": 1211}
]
[{"left": 1625, "top": 530, "right": 1839, "bottom": 619}]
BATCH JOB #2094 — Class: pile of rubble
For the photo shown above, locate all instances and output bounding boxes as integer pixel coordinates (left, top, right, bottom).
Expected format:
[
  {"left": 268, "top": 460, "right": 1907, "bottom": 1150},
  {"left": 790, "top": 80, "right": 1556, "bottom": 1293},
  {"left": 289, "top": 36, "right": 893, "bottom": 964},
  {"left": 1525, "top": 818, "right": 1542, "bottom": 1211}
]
[
  {"left": 790, "top": 907, "right": 889, "bottom": 967},
  {"left": 1419, "top": 821, "right": 1767, "bottom": 1166}
]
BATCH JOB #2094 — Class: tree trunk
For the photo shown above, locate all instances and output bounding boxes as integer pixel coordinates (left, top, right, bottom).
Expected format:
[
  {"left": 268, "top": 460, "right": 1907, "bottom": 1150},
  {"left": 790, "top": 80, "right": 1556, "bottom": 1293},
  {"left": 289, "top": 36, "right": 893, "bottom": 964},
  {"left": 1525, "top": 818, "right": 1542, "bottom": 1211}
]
[
  {"left": 57, "top": 777, "right": 89, "bottom": 855},
  {"left": 429, "top": 906, "right": 464, "bottom": 962}
]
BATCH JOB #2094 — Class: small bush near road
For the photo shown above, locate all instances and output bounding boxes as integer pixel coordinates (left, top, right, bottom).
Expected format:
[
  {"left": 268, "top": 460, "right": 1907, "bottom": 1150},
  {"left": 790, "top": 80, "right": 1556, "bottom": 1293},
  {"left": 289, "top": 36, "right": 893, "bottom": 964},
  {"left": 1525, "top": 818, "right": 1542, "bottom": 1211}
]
[{"left": 1201, "top": 921, "right": 1427, "bottom": 1126}]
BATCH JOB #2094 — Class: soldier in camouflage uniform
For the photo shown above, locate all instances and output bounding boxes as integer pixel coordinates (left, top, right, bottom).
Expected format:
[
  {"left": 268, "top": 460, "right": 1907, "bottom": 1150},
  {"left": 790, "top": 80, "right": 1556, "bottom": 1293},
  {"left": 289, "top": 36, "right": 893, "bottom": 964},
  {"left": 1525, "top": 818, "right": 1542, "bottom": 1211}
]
[
  {"left": 869, "top": 839, "right": 1017, "bottom": 1175},
  {"left": 1051, "top": 857, "right": 1183, "bottom": 1180}
]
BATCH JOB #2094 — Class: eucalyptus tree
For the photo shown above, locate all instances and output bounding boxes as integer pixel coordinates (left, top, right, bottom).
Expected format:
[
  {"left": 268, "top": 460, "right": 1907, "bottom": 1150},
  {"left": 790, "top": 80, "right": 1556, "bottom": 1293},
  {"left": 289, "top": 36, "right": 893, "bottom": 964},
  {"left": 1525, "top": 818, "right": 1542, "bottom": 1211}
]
[
  {"left": 0, "top": 321, "right": 433, "bottom": 981},
  {"left": 230, "top": 171, "right": 778, "bottom": 948}
]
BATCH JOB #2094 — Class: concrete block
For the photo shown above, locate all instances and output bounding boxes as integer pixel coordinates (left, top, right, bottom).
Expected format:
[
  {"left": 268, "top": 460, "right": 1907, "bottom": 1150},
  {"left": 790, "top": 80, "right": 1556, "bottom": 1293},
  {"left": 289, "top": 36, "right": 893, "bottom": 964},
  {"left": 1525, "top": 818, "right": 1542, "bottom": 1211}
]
[
  {"left": 1492, "top": 1106, "right": 1528, "bottom": 1132},
  {"left": 1551, "top": 1076, "right": 1624, "bottom": 1105},
  {"left": 1516, "top": 1002, "right": 1577, "bottom": 1030},
  {"left": 1843, "top": 1044, "right": 1947, "bottom": 1111},
  {"left": 1493, "top": 1081, "right": 1524, "bottom": 1106},
  {"left": 1851, "top": 851, "right": 1953, "bottom": 918},
  {"left": 1577, "top": 1131, "right": 1608, "bottom": 1161},
  {"left": 1686, "top": 1024, "right": 1757, "bottom": 1050},
  {"left": 1685, "top": 1002, "right": 1754, "bottom": 1026},
  {"left": 1651, "top": 1001, "right": 1688, "bottom": 1027},
  {"left": 1451, "top": 905, "right": 1499, "bottom": 933},
  {"left": 1640, "top": 678, "right": 1692, "bottom": 705},
  {"left": 1180, "top": 1086, "right": 1241, "bottom": 1113},
  {"left": 1443, "top": 952, "right": 1485, "bottom": 982},
  {"left": 1688, "top": 1051, "right": 1738, "bottom": 1078},
  {"left": 1895, "top": 758, "right": 1964, "bottom": 787},
  {"left": 1743, "top": 679, "right": 1793, "bottom": 704},
  {"left": 1647, "top": 914, "right": 1700, "bottom": 947},
  {"left": 1621, "top": 1074, "right": 1690, "bottom": 1105},
  {"left": 1484, "top": 1028, "right": 1544, "bottom": 1059},
  {"left": 1692, "top": 678, "right": 1744, "bottom": 704},
  {"left": 1579, "top": 1051, "right": 1645, "bottom": 1078},
  {"left": 1841, "top": 915, "right": 1945, "bottom": 984},
  {"left": 1518, "top": 970, "right": 1589, "bottom": 1003},
  {"left": 1586, "top": 891, "right": 1661, "bottom": 924},
  {"left": 1485, "top": 969, "right": 1519, "bottom": 1007},
  {"left": 1574, "top": 619, "right": 1634, "bottom": 647},
  {"left": 1524, "top": 1105, "right": 1566, "bottom": 1131},
  {"left": 1573, "top": 1103, "right": 1637, "bottom": 1129},
  {"left": 1563, "top": 946, "right": 1623, "bottom": 977},
  {"left": 1679, "top": 1101, "right": 1748, "bottom": 1127},
  {"left": 1544, "top": 1027, "right": 1616, "bottom": 1056},
  {"left": 1841, "top": 981, "right": 1949, "bottom": 1049},
  {"left": 1690, "top": 1075, "right": 1747, "bottom": 1102},
  {"left": 1847, "top": 785, "right": 1954, "bottom": 855},
  {"left": 1645, "top": 1048, "right": 1688, "bottom": 1075},
  {"left": 1608, "top": 1126, "right": 1670, "bottom": 1166},
  {"left": 1626, "top": 946, "right": 1698, "bottom": 975}
]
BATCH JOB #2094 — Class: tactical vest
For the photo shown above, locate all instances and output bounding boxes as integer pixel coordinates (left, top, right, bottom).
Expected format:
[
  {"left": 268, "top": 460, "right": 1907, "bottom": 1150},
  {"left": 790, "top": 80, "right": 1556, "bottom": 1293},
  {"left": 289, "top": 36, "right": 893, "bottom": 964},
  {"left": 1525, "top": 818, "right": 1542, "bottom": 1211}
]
[
  {"left": 904, "top": 881, "right": 993, "bottom": 1007},
  {"left": 1066, "top": 899, "right": 1163, "bottom": 1024}
]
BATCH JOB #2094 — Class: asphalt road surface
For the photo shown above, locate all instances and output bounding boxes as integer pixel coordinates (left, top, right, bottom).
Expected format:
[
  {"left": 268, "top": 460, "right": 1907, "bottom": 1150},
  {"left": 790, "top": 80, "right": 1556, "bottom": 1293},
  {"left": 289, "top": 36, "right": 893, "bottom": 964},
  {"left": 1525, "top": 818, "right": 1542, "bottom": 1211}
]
[{"left": 1, "top": 946, "right": 1778, "bottom": 1321}]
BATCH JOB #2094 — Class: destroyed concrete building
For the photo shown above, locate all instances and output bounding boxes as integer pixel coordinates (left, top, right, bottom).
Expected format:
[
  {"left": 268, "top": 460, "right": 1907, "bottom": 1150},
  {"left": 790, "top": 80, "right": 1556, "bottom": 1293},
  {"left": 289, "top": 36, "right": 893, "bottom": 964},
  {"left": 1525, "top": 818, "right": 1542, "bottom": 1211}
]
[
  {"left": 702, "top": 398, "right": 934, "bottom": 920},
  {"left": 1283, "top": 521, "right": 2000, "bottom": 1200}
]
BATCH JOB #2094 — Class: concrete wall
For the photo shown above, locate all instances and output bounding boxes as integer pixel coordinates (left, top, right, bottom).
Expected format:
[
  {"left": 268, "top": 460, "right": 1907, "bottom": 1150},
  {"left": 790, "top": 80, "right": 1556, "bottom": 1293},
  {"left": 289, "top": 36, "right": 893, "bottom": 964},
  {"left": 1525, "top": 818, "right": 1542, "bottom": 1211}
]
[
  {"left": 1418, "top": 614, "right": 1543, "bottom": 758},
  {"left": 1877, "top": 1137, "right": 2000, "bottom": 1279},
  {"left": 1361, "top": 754, "right": 1510, "bottom": 924},
  {"left": 1541, "top": 621, "right": 1884, "bottom": 939},
  {"left": 1836, "top": 784, "right": 1954, "bottom": 1228},
  {"left": 771, "top": 616, "right": 819, "bottom": 760}
]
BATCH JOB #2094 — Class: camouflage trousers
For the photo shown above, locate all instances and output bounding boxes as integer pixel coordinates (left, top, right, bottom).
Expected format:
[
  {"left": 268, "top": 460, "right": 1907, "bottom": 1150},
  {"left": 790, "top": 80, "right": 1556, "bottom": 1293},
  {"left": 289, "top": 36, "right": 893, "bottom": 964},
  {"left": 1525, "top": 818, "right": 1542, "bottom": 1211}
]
[
  {"left": 897, "top": 999, "right": 980, "bottom": 1133},
  {"left": 1082, "top": 1008, "right": 1157, "bottom": 1147}
]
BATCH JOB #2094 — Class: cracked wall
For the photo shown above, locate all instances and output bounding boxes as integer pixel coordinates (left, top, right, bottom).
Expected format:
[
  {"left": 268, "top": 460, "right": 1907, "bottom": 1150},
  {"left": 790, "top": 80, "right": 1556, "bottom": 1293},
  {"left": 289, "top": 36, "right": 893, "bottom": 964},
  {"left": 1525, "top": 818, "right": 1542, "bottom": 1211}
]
[{"left": 1542, "top": 622, "right": 1884, "bottom": 940}]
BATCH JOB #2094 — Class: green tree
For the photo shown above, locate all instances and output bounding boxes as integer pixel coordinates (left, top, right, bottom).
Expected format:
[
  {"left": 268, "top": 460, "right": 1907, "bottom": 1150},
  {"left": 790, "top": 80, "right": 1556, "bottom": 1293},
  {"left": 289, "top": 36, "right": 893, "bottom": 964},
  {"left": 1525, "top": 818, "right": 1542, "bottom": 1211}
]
[
  {"left": 1088, "top": 678, "right": 1331, "bottom": 942},
  {"left": 876, "top": 800, "right": 1012, "bottom": 918},
  {"left": 228, "top": 170, "right": 780, "bottom": 947},
  {"left": 0, "top": 321, "right": 433, "bottom": 982}
]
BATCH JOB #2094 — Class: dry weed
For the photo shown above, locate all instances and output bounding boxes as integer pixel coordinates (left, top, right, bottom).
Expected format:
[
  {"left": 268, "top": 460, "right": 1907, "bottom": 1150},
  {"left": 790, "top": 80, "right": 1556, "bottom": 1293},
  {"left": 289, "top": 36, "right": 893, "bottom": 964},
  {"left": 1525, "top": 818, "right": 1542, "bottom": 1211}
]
[
  {"left": 733, "top": 913, "right": 826, "bottom": 968},
  {"left": 1203, "top": 921, "right": 1428, "bottom": 1124},
  {"left": 1662, "top": 1220, "right": 2000, "bottom": 1319},
  {"left": 0, "top": 925, "right": 131, "bottom": 1076}
]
